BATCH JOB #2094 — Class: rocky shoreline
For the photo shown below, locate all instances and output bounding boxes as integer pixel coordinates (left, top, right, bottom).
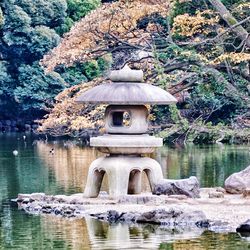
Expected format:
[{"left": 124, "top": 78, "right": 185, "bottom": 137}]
[{"left": 13, "top": 188, "right": 250, "bottom": 234}]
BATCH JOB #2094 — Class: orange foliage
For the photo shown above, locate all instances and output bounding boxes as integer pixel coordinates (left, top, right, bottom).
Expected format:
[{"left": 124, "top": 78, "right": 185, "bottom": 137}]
[
  {"left": 172, "top": 10, "right": 219, "bottom": 37},
  {"left": 41, "top": 0, "right": 170, "bottom": 72},
  {"left": 212, "top": 52, "right": 250, "bottom": 64},
  {"left": 37, "top": 78, "right": 111, "bottom": 136}
]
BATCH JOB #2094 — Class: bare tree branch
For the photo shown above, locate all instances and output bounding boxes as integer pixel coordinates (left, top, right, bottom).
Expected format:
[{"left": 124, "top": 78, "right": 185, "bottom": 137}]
[{"left": 208, "top": 0, "right": 250, "bottom": 47}]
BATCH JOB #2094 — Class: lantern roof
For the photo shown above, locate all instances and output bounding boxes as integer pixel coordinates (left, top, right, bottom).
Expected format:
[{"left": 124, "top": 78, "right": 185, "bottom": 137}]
[
  {"left": 76, "top": 82, "right": 177, "bottom": 105},
  {"left": 76, "top": 66, "right": 177, "bottom": 105}
]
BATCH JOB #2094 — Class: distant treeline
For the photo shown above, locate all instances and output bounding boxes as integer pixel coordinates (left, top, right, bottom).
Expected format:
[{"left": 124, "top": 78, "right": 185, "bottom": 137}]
[{"left": 0, "top": 0, "right": 100, "bottom": 121}]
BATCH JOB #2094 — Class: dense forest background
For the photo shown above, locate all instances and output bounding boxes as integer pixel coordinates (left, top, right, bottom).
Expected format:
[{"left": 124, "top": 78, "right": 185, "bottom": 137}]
[
  {"left": 0, "top": 0, "right": 249, "bottom": 143},
  {"left": 0, "top": 0, "right": 100, "bottom": 120}
]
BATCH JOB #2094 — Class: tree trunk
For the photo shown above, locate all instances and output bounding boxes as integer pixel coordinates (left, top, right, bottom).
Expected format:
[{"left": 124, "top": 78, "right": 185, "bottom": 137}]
[{"left": 208, "top": 0, "right": 250, "bottom": 47}]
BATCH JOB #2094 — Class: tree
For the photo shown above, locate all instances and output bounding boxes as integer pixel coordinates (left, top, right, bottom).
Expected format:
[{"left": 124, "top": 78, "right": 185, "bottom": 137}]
[
  {"left": 41, "top": 0, "right": 170, "bottom": 71},
  {"left": 39, "top": 0, "right": 250, "bottom": 139},
  {"left": 14, "top": 63, "right": 66, "bottom": 113},
  {"left": 208, "top": 0, "right": 250, "bottom": 47},
  {"left": 0, "top": 0, "right": 100, "bottom": 120},
  {"left": 0, "top": 0, "right": 67, "bottom": 119},
  {"left": 56, "top": 0, "right": 101, "bottom": 35}
]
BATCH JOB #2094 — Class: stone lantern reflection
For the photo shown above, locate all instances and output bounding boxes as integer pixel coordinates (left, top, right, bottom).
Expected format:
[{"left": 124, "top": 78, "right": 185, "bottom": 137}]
[{"left": 76, "top": 66, "right": 177, "bottom": 197}]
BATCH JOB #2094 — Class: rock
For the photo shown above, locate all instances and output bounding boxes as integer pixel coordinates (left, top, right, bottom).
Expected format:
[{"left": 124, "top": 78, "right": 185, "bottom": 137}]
[
  {"left": 53, "top": 195, "right": 68, "bottom": 203},
  {"left": 33, "top": 205, "right": 42, "bottom": 213},
  {"left": 137, "top": 208, "right": 207, "bottom": 226},
  {"left": 137, "top": 210, "right": 169, "bottom": 224},
  {"left": 119, "top": 212, "right": 140, "bottom": 223},
  {"left": 225, "top": 166, "right": 250, "bottom": 194},
  {"left": 54, "top": 207, "right": 62, "bottom": 215},
  {"left": 168, "top": 195, "right": 188, "bottom": 200},
  {"left": 17, "top": 194, "right": 31, "bottom": 202},
  {"left": 31, "top": 124, "right": 38, "bottom": 130},
  {"left": 25, "top": 124, "right": 31, "bottom": 131},
  {"left": 60, "top": 206, "right": 75, "bottom": 216},
  {"left": 90, "top": 208, "right": 207, "bottom": 227},
  {"left": 22, "top": 198, "right": 32, "bottom": 204},
  {"left": 207, "top": 220, "right": 231, "bottom": 233},
  {"left": 5, "top": 120, "right": 11, "bottom": 126},
  {"left": 91, "top": 212, "right": 109, "bottom": 221},
  {"left": 236, "top": 219, "right": 250, "bottom": 233},
  {"left": 98, "top": 191, "right": 108, "bottom": 197},
  {"left": 208, "top": 191, "right": 224, "bottom": 198},
  {"left": 107, "top": 210, "right": 120, "bottom": 223},
  {"left": 30, "top": 193, "right": 45, "bottom": 201},
  {"left": 215, "top": 187, "right": 226, "bottom": 193},
  {"left": 242, "top": 189, "right": 250, "bottom": 198},
  {"left": 175, "top": 210, "right": 208, "bottom": 226},
  {"left": 153, "top": 176, "right": 200, "bottom": 198},
  {"left": 196, "top": 220, "right": 210, "bottom": 228},
  {"left": 118, "top": 195, "right": 163, "bottom": 204}
]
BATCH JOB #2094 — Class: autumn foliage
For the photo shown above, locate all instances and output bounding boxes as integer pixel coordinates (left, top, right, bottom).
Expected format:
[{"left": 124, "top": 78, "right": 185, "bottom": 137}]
[
  {"left": 37, "top": 78, "right": 108, "bottom": 136},
  {"left": 41, "top": 0, "right": 170, "bottom": 71},
  {"left": 39, "top": 0, "right": 250, "bottom": 139}
]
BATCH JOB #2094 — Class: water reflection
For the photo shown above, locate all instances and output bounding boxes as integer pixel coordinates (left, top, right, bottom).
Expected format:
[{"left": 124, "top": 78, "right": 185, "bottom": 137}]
[
  {"left": 40, "top": 215, "right": 91, "bottom": 249},
  {"left": 159, "top": 144, "right": 250, "bottom": 187},
  {"left": 0, "top": 134, "right": 250, "bottom": 249},
  {"left": 36, "top": 140, "right": 152, "bottom": 193},
  {"left": 36, "top": 141, "right": 100, "bottom": 193},
  {"left": 36, "top": 141, "right": 250, "bottom": 191},
  {"left": 159, "top": 231, "right": 250, "bottom": 250},
  {"left": 35, "top": 216, "right": 250, "bottom": 250},
  {"left": 85, "top": 218, "right": 204, "bottom": 249}
]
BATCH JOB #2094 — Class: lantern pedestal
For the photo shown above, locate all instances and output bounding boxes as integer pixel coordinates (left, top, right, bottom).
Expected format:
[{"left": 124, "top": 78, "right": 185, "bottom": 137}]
[
  {"left": 83, "top": 156, "right": 163, "bottom": 198},
  {"left": 90, "top": 134, "right": 162, "bottom": 154}
]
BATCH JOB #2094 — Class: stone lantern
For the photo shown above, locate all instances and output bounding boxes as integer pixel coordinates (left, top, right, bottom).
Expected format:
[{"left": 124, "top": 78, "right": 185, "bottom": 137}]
[{"left": 76, "top": 66, "right": 177, "bottom": 197}]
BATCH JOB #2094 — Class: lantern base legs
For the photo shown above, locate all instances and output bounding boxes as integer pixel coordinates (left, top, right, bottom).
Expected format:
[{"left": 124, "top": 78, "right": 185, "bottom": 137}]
[{"left": 83, "top": 156, "right": 164, "bottom": 198}]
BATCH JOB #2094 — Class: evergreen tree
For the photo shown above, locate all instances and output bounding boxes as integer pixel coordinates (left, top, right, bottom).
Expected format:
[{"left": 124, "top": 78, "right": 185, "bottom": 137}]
[{"left": 0, "top": 0, "right": 100, "bottom": 120}]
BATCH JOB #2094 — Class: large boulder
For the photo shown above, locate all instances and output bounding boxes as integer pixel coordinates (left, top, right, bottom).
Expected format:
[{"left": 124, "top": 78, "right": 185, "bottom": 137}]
[
  {"left": 236, "top": 219, "right": 250, "bottom": 233},
  {"left": 224, "top": 166, "right": 250, "bottom": 194},
  {"left": 152, "top": 176, "right": 200, "bottom": 198}
]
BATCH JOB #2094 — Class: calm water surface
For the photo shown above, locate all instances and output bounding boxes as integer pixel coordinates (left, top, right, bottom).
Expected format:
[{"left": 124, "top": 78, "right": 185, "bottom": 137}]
[{"left": 0, "top": 133, "right": 250, "bottom": 249}]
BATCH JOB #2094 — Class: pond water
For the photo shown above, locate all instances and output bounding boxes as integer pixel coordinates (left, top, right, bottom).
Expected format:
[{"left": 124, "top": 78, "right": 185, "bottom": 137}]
[{"left": 0, "top": 133, "right": 250, "bottom": 249}]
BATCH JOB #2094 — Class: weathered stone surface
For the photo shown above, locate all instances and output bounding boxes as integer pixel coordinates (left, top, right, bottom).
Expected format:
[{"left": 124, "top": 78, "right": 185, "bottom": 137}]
[
  {"left": 14, "top": 191, "right": 250, "bottom": 233},
  {"left": 119, "top": 211, "right": 140, "bottom": 223},
  {"left": 225, "top": 166, "right": 250, "bottom": 194},
  {"left": 242, "top": 189, "right": 250, "bottom": 198},
  {"left": 17, "top": 194, "right": 31, "bottom": 200},
  {"left": 208, "top": 191, "right": 224, "bottom": 198},
  {"left": 153, "top": 176, "right": 200, "bottom": 198},
  {"left": 207, "top": 221, "right": 231, "bottom": 233},
  {"left": 92, "top": 208, "right": 208, "bottom": 228},
  {"left": 137, "top": 209, "right": 206, "bottom": 226},
  {"left": 236, "top": 219, "right": 250, "bottom": 232},
  {"left": 168, "top": 195, "right": 188, "bottom": 200},
  {"left": 109, "top": 65, "right": 144, "bottom": 82},
  {"left": 30, "top": 193, "right": 45, "bottom": 201},
  {"left": 84, "top": 156, "right": 163, "bottom": 197},
  {"left": 215, "top": 187, "right": 226, "bottom": 193},
  {"left": 118, "top": 195, "right": 163, "bottom": 205},
  {"left": 25, "top": 124, "right": 31, "bottom": 131}
]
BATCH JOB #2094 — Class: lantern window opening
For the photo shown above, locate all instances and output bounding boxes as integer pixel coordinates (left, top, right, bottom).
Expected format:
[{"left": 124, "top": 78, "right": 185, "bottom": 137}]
[{"left": 111, "top": 110, "right": 132, "bottom": 128}]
